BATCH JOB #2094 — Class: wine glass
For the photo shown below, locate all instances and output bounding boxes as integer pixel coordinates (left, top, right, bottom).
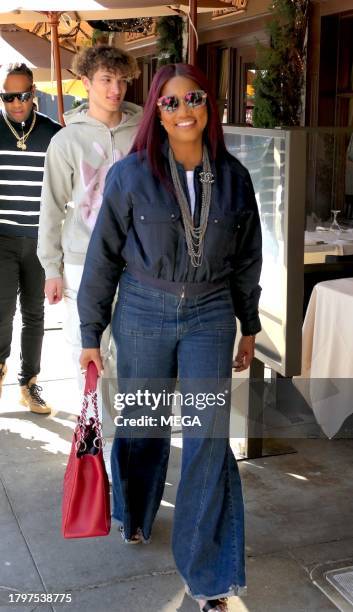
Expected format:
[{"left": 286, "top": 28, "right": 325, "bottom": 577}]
[{"left": 330, "top": 209, "right": 342, "bottom": 234}]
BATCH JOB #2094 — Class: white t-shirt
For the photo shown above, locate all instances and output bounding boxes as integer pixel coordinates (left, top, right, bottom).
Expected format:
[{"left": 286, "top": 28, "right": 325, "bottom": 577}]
[{"left": 186, "top": 170, "right": 196, "bottom": 218}]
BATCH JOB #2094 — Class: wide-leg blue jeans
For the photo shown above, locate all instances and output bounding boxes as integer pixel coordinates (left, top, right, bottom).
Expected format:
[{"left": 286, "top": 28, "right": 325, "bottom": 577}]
[{"left": 111, "top": 272, "right": 246, "bottom": 599}]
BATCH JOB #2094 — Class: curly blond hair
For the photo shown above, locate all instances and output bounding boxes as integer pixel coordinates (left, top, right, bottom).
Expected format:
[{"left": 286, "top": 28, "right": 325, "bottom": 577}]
[{"left": 72, "top": 45, "right": 140, "bottom": 81}]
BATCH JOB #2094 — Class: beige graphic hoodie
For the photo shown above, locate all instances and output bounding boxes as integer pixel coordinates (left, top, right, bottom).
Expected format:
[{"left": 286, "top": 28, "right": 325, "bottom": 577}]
[{"left": 37, "top": 101, "right": 142, "bottom": 279}]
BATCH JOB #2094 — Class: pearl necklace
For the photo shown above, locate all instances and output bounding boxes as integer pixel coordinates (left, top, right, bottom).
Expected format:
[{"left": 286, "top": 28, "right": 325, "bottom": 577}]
[
  {"left": 168, "top": 145, "right": 214, "bottom": 268},
  {"left": 2, "top": 112, "right": 36, "bottom": 150}
]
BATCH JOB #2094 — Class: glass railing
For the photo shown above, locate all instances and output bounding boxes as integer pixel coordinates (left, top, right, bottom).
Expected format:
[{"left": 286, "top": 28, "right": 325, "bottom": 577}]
[{"left": 223, "top": 126, "right": 306, "bottom": 376}]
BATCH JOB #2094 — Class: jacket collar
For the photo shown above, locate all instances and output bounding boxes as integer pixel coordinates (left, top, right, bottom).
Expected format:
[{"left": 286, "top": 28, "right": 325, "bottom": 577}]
[
  {"left": 1, "top": 109, "right": 35, "bottom": 129},
  {"left": 161, "top": 137, "right": 207, "bottom": 175}
]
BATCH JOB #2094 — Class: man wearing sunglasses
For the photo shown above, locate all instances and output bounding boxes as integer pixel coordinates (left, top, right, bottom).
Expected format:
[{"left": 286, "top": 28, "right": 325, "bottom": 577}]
[{"left": 0, "top": 62, "right": 61, "bottom": 413}]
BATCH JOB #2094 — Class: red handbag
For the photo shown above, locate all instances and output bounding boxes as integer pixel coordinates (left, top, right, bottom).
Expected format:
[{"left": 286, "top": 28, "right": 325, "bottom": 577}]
[{"left": 62, "top": 361, "right": 111, "bottom": 538}]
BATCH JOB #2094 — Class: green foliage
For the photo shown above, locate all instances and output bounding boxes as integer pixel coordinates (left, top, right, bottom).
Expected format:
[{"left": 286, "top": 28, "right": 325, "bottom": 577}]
[
  {"left": 71, "top": 99, "right": 83, "bottom": 109},
  {"left": 91, "top": 29, "right": 108, "bottom": 46},
  {"left": 253, "top": 0, "right": 309, "bottom": 128},
  {"left": 156, "top": 16, "right": 184, "bottom": 67}
]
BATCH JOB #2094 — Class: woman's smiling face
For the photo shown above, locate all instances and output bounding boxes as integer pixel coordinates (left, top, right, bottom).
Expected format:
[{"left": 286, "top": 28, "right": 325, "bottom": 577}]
[{"left": 158, "top": 75, "right": 208, "bottom": 149}]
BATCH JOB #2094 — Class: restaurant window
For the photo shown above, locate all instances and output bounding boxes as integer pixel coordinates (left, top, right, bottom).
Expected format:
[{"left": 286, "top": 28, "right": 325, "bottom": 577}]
[
  {"left": 243, "top": 63, "right": 257, "bottom": 126},
  {"left": 315, "top": 13, "right": 353, "bottom": 223},
  {"left": 217, "top": 48, "right": 229, "bottom": 124}
]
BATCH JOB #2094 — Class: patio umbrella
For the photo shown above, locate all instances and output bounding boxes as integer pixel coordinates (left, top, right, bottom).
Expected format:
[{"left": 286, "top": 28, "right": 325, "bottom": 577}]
[
  {"left": 0, "top": 26, "right": 76, "bottom": 81},
  {"left": 0, "top": 0, "right": 229, "bottom": 122},
  {"left": 36, "top": 79, "right": 87, "bottom": 98},
  {"left": 0, "top": 0, "right": 226, "bottom": 23}
]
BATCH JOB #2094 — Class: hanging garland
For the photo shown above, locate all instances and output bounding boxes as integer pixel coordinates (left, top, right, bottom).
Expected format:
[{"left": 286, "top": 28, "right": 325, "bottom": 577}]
[{"left": 88, "top": 19, "right": 154, "bottom": 36}]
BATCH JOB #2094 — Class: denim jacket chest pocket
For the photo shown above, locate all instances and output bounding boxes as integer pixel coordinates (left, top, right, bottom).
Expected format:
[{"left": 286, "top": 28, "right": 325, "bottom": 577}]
[
  {"left": 206, "top": 210, "right": 248, "bottom": 258},
  {"left": 132, "top": 203, "right": 182, "bottom": 258},
  {"left": 133, "top": 205, "right": 181, "bottom": 226}
]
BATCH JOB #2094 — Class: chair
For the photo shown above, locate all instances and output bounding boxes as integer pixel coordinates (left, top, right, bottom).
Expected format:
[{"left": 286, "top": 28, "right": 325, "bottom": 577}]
[
  {"left": 325, "top": 254, "right": 353, "bottom": 263},
  {"left": 303, "top": 260, "right": 353, "bottom": 317}
]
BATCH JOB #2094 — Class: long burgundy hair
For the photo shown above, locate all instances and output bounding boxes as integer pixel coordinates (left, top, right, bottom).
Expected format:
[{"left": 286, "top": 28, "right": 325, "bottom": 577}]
[{"left": 130, "top": 63, "right": 228, "bottom": 183}]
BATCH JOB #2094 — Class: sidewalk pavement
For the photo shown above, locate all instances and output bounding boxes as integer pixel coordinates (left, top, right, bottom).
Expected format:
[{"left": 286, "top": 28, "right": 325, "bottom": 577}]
[{"left": 1, "top": 308, "right": 353, "bottom": 611}]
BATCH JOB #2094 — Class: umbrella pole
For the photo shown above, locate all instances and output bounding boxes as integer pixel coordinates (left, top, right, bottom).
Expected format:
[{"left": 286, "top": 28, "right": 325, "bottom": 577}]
[
  {"left": 48, "top": 12, "right": 65, "bottom": 126},
  {"left": 188, "top": 0, "right": 197, "bottom": 65}
]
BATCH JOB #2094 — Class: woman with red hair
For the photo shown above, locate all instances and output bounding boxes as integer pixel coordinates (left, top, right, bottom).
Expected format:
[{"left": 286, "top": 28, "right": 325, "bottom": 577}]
[{"left": 78, "top": 63, "right": 262, "bottom": 611}]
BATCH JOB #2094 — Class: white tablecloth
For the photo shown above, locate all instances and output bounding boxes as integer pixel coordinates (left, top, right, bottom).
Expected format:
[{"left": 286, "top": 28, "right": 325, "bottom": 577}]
[
  {"left": 304, "top": 230, "right": 353, "bottom": 263},
  {"left": 299, "top": 278, "right": 353, "bottom": 437}
]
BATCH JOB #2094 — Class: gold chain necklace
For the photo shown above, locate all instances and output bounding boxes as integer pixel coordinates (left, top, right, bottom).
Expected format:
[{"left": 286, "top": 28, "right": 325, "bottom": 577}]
[
  {"left": 168, "top": 145, "right": 214, "bottom": 268},
  {"left": 2, "top": 112, "right": 36, "bottom": 150}
]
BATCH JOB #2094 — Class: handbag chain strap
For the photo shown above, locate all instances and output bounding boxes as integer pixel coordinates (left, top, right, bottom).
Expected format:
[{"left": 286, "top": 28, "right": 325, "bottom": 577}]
[{"left": 76, "top": 390, "right": 105, "bottom": 452}]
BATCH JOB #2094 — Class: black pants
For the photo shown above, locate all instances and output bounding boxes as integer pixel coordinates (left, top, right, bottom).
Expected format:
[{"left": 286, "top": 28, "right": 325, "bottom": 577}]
[{"left": 0, "top": 236, "right": 45, "bottom": 385}]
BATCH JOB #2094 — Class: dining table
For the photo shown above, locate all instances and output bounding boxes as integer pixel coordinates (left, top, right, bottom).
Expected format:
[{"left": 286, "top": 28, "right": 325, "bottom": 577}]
[
  {"left": 299, "top": 277, "right": 353, "bottom": 437},
  {"left": 304, "top": 229, "right": 353, "bottom": 263}
]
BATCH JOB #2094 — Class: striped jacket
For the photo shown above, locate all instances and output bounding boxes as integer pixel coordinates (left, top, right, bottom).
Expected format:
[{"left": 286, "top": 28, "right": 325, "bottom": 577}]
[{"left": 0, "top": 110, "right": 61, "bottom": 239}]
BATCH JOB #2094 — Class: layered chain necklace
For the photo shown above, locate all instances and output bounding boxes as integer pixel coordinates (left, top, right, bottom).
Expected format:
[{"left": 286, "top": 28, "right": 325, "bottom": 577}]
[
  {"left": 2, "top": 112, "right": 36, "bottom": 150},
  {"left": 168, "top": 145, "right": 214, "bottom": 268}
]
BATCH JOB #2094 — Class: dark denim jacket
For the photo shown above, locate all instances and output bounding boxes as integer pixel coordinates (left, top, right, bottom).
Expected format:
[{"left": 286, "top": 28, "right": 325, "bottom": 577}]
[{"left": 78, "top": 148, "right": 262, "bottom": 347}]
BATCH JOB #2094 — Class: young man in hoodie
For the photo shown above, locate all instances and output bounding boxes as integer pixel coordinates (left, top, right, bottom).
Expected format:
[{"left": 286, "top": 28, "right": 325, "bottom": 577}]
[{"left": 37, "top": 46, "right": 142, "bottom": 436}]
